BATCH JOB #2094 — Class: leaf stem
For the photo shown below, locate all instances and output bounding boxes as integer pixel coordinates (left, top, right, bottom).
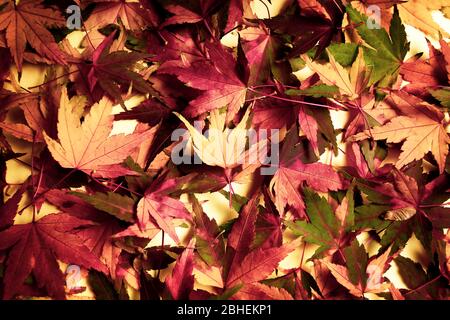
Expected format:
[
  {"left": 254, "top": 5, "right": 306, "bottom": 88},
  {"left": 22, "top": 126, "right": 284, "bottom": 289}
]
[
  {"left": 27, "top": 70, "right": 79, "bottom": 90},
  {"left": 247, "top": 87, "right": 342, "bottom": 110},
  {"left": 404, "top": 275, "right": 442, "bottom": 296},
  {"left": 89, "top": 174, "right": 143, "bottom": 197},
  {"left": 203, "top": 20, "right": 215, "bottom": 38},
  {"left": 156, "top": 231, "right": 165, "bottom": 279},
  {"left": 258, "top": 0, "right": 271, "bottom": 19}
]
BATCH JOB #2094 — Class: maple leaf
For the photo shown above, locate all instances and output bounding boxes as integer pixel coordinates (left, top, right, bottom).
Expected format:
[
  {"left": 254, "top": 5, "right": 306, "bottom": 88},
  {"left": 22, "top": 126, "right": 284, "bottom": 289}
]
[
  {"left": 232, "top": 283, "right": 294, "bottom": 300},
  {"left": 136, "top": 174, "right": 193, "bottom": 243},
  {"left": 323, "top": 239, "right": 393, "bottom": 298},
  {"left": 174, "top": 107, "right": 269, "bottom": 204},
  {"left": 0, "top": 122, "right": 33, "bottom": 142},
  {"left": 194, "top": 259, "right": 224, "bottom": 289},
  {"left": 400, "top": 40, "right": 449, "bottom": 98},
  {"left": 299, "top": 47, "right": 372, "bottom": 105},
  {"left": 0, "top": 81, "right": 62, "bottom": 143},
  {"left": 0, "top": 179, "right": 29, "bottom": 230},
  {"left": 0, "top": 47, "right": 10, "bottom": 84},
  {"left": 302, "top": 50, "right": 358, "bottom": 99},
  {"left": 221, "top": 193, "right": 296, "bottom": 289},
  {"left": 0, "top": 213, "right": 107, "bottom": 299},
  {"left": 240, "top": 25, "right": 286, "bottom": 86},
  {"left": 398, "top": 0, "right": 450, "bottom": 38},
  {"left": 292, "top": 83, "right": 341, "bottom": 152},
  {"left": 351, "top": 166, "right": 449, "bottom": 254},
  {"left": 225, "top": 242, "right": 296, "bottom": 288},
  {"left": 395, "top": 255, "right": 447, "bottom": 299},
  {"left": 350, "top": 0, "right": 404, "bottom": 30},
  {"left": 270, "top": 127, "right": 345, "bottom": 217},
  {"left": 45, "top": 190, "right": 127, "bottom": 277},
  {"left": 435, "top": 230, "right": 450, "bottom": 281},
  {"left": 373, "top": 169, "right": 449, "bottom": 223},
  {"left": 225, "top": 0, "right": 255, "bottom": 33},
  {"left": 364, "top": 169, "right": 449, "bottom": 249},
  {"left": 442, "top": 40, "right": 450, "bottom": 78},
  {"left": 71, "top": 191, "right": 135, "bottom": 222},
  {"left": 222, "top": 193, "right": 259, "bottom": 286},
  {"left": 84, "top": 0, "right": 158, "bottom": 31},
  {"left": 1, "top": 0, "right": 450, "bottom": 301},
  {"left": 114, "top": 223, "right": 160, "bottom": 242},
  {"left": 190, "top": 194, "right": 225, "bottom": 268},
  {"left": 84, "top": 30, "right": 153, "bottom": 107},
  {"left": 346, "top": 4, "right": 409, "bottom": 86},
  {"left": 160, "top": 0, "right": 223, "bottom": 30},
  {"left": 148, "top": 28, "right": 205, "bottom": 65},
  {"left": 160, "top": 40, "right": 248, "bottom": 121},
  {"left": 43, "top": 88, "right": 158, "bottom": 177},
  {"left": 286, "top": 187, "right": 350, "bottom": 259},
  {"left": 175, "top": 107, "right": 267, "bottom": 170},
  {"left": 252, "top": 87, "right": 298, "bottom": 131},
  {"left": 0, "top": 0, "right": 67, "bottom": 70},
  {"left": 255, "top": 191, "right": 283, "bottom": 249},
  {"left": 292, "top": 268, "right": 324, "bottom": 299},
  {"left": 351, "top": 91, "right": 450, "bottom": 173},
  {"left": 430, "top": 89, "right": 450, "bottom": 108},
  {"left": 264, "top": 0, "right": 344, "bottom": 59},
  {"left": 0, "top": 33, "right": 6, "bottom": 48},
  {"left": 165, "top": 239, "right": 195, "bottom": 300},
  {"left": 114, "top": 98, "right": 173, "bottom": 126}
]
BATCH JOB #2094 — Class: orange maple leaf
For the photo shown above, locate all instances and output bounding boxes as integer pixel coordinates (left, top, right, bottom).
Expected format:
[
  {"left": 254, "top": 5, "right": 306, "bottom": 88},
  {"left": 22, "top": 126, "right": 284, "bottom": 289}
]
[{"left": 44, "top": 89, "right": 157, "bottom": 176}]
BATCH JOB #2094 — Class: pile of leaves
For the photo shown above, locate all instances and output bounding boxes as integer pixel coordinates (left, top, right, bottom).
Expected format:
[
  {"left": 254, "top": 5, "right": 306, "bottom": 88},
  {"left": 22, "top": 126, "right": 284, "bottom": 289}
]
[{"left": 0, "top": 0, "right": 449, "bottom": 300}]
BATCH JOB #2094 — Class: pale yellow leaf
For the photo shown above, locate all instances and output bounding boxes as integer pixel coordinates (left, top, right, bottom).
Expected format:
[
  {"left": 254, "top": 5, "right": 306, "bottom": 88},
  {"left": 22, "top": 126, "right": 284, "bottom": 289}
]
[
  {"left": 175, "top": 109, "right": 267, "bottom": 169},
  {"left": 351, "top": 114, "right": 450, "bottom": 172},
  {"left": 399, "top": 0, "right": 450, "bottom": 38},
  {"left": 303, "top": 50, "right": 358, "bottom": 99},
  {"left": 44, "top": 88, "right": 157, "bottom": 174}
]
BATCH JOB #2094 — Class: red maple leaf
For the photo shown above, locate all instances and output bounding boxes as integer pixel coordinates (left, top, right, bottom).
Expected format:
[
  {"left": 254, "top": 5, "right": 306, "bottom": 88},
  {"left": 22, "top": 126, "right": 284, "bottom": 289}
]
[
  {"left": 83, "top": 0, "right": 158, "bottom": 31},
  {"left": 222, "top": 193, "right": 296, "bottom": 289},
  {"left": 165, "top": 239, "right": 195, "bottom": 300},
  {"left": 0, "top": 0, "right": 67, "bottom": 70},
  {"left": 264, "top": 0, "right": 344, "bottom": 59},
  {"left": 136, "top": 173, "right": 193, "bottom": 243},
  {"left": 0, "top": 213, "right": 107, "bottom": 299},
  {"left": 160, "top": 40, "right": 248, "bottom": 121},
  {"left": 45, "top": 190, "right": 127, "bottom": 277},
  {"left": 65, "top": 30, "right": 152, "bottom": 106},
  {"left": 270, "top": 127, "right": 345, "bottom": 217},
  {"left": 400, "top": 40, "right": 450, "bottom": 100}
]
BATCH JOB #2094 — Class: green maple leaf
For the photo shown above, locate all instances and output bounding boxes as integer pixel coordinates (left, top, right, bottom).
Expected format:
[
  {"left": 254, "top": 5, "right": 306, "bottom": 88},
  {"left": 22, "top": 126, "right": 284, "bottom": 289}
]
[
  {"left": 430, "top": 88, "right": 450, "bottom": 107},
  {"left": 379, "top": 215, "right": 432, "bottom": 255},
  {"left": 72, "top": 191, "right": 135, "bottom": 222},
  {"left": 346, "top": 5, "right": 409, "bottom": 86},
  {"left": 327, "top": 43, "right": 359, "bottom": 67},
  {"left": 286, "top": 84, "right": 340, "bottom": 98},
  {"left": 285, "top": 187, "right": 340, "bottom": 259},
  {"left": 394, "top": 256, "right": 447, "bottom": 299},
  {"left": 343, "top": 239, "right": 368, "bottom": 288},
  {"left": 354, "top": 205, "right": 391, "bottom": 230}
]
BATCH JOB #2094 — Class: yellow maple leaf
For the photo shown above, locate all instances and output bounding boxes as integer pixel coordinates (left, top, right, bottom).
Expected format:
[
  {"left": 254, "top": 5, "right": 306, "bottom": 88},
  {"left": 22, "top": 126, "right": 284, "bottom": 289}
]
[
  {"left": 352, "top": 112, "right": 450, "bottom": 173},
  {"left": 44, "top": 89, "right": 157, "bottom": 175},
  {"left": 175, "top": 108, "right": 267, "bottom": 170},
  {"left": 302, "top": 49, "right": 359, "bottom": 99},
  {"left": 399, "top": 0, "right": 450, "bottom": 38}
]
